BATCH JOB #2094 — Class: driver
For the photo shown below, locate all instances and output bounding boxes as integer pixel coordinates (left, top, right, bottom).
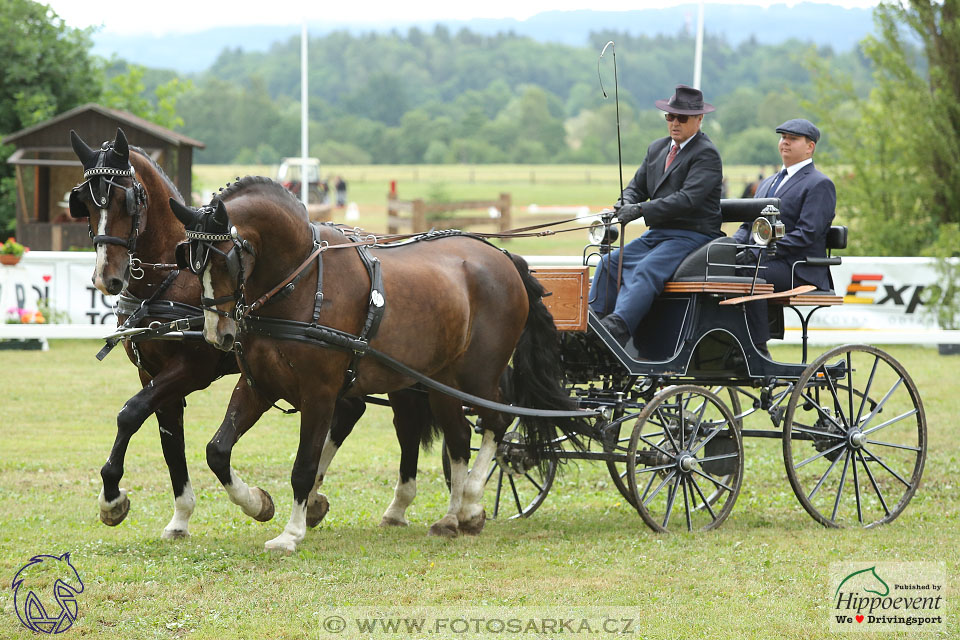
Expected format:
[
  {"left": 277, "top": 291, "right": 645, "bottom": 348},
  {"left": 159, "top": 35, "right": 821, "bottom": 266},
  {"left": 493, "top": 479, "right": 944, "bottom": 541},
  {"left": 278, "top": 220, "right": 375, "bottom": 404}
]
[{"left": 590, "top": 84, "right": 723, "bottom": 347}]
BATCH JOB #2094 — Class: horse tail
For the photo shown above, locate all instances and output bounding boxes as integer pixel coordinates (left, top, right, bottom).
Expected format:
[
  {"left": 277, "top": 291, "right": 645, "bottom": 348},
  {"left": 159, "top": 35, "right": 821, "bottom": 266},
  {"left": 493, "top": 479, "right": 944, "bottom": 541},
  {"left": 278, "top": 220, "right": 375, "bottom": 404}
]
[{"left": 506, "top": 253, "right": 586, "bottom": 465}]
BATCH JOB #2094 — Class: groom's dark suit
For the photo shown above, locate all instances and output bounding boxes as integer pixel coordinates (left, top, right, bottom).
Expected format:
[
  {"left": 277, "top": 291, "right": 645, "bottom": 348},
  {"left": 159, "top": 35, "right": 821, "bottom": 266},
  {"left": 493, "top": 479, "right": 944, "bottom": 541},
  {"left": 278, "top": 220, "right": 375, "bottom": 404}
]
[
  {"left": 733, "top": 161, "right": 836, "bottom": 343},
  {"left": 590, "top": 131, "right": 723, "bottom": 331}
]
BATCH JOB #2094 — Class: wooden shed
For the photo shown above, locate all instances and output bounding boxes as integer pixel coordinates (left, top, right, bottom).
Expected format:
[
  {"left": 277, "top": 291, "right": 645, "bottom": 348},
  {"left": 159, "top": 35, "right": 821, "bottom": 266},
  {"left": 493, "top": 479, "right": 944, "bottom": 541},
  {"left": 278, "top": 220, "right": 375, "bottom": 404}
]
[{"left": 2, "top": 104, "right": 204, "bottom": 251}]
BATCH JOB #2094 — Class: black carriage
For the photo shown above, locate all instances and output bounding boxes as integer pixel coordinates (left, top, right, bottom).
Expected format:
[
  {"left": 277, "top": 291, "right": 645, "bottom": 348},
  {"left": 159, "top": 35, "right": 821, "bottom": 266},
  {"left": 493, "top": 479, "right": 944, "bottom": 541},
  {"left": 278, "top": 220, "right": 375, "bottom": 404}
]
[{"left": 472, "top": 198, "right": 926, "bottom": 532}]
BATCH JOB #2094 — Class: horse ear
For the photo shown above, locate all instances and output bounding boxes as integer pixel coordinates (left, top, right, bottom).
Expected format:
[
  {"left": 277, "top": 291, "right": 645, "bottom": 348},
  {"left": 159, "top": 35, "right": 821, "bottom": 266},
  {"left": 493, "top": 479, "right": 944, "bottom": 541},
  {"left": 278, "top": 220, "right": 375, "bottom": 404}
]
[
  {"left": 169, "top": 198, "right": 199, "bottom": 228},
  {"left": 213, "top": 200, "right": 229, "bottom": 226},
  {"left": 70, "top": 130, "right": 97, "bottom": 168},
  {"left": 113, "top": 128, "right": 129, "bottom": 161}
]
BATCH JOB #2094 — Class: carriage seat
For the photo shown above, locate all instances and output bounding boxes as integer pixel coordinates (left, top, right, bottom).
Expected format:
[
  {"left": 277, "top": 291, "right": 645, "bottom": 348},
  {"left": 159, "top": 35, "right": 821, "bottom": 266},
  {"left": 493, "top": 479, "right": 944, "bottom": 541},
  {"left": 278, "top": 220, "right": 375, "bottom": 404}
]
[
  {"left": 663, "top": 238, "right": 773, "bottom": 294},
  {"left": 772, "top": 225, "right": 848, "bottom": 307}
]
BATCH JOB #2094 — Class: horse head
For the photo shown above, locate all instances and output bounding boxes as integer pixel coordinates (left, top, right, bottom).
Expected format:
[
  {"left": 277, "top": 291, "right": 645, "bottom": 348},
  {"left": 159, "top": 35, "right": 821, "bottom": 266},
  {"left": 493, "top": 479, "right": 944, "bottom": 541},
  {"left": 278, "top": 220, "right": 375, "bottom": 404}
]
[
  {"left": 171, "top": 198, "right": 253, "bottom": 351},
  {"left": 69, "top": 128, "right": 147, "bottom": 295}
]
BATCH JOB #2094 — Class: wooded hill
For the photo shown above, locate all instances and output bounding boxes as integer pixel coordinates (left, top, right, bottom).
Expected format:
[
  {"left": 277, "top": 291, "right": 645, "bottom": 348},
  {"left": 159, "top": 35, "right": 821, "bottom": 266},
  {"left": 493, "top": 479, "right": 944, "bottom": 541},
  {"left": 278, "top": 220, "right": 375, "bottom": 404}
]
[{"left": 160, "top": 27, "right": 876, "bottom": 166}]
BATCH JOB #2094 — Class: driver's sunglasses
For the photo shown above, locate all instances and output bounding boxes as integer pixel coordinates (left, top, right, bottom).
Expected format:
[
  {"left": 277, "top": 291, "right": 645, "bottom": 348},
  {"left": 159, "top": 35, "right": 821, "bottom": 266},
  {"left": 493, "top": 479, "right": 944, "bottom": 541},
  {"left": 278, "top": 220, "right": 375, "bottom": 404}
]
[{"left": 664, "top": 113, "right": 691, "bottom": 123}]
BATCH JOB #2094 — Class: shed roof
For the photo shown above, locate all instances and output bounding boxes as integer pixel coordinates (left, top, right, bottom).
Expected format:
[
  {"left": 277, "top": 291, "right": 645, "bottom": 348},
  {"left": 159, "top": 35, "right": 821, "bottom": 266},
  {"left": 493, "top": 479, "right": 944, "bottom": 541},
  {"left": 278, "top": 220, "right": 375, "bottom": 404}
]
[{"left": 2, "top": 103, "right": 204, "bottom": 148}]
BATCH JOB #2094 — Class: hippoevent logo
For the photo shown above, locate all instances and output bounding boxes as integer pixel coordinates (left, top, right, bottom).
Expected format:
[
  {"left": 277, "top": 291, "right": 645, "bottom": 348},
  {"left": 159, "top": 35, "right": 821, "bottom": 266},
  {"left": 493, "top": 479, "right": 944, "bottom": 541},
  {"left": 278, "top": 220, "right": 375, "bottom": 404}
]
[
  {"left": 844, "top": 273, "right": 957, "bottom": 314},
  {"left": 830, "top": 562, "right": 945, "bottom": 632},
  {"left": 11, "top": 553, "right": 84, "bottom": 634}
]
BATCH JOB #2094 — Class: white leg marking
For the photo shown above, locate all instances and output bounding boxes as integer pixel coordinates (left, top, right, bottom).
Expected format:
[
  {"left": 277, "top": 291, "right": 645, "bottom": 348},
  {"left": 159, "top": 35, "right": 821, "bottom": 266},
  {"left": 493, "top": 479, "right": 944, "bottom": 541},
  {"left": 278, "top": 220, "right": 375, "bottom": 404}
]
[
  {"left": 98, "top": 486, "right": 128, "bottom": 511},
  {"left": 265, "top": 500, "right": 308, "bottom": 553},
  {"left": 93, "top": 209, "right": 109, "bottom": 290},
  {"left": 461, "top": 430, "right": 496, "bottom": 522},
  {"left": 446, "top": 456, "right": 468, "bottom": 518},
  {"left": 225, "top": 469, "right": 265, "bottom": 517},
  {"left": 162, "top": 481, "right": 195, "bottom": 539},
  {"left": 381, "top": 477, "right": 417, "bottom": 525}
]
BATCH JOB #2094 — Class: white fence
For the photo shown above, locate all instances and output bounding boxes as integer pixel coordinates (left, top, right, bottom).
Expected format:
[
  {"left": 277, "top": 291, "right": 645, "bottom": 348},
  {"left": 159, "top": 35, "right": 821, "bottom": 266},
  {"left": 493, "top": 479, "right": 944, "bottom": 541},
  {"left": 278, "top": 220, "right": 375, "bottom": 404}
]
[{"left": 1, "top": 252, "right": 958, "bottom": 345}]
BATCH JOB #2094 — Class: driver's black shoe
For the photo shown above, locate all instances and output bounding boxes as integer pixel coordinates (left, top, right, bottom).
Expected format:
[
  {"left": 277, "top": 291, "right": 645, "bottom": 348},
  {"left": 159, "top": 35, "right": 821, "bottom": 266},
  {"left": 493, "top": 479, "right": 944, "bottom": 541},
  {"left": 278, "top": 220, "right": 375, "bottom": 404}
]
[{"left": 600, "top": 313, "right": 632, "bottom": 347}]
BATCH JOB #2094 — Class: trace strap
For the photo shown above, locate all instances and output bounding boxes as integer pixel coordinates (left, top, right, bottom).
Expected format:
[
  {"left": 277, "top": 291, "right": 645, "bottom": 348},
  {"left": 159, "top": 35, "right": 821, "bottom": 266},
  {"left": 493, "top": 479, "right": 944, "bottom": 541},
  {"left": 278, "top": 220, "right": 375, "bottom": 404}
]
[{"left": 241, "top": 316, "right": 599, "bottom": 419}]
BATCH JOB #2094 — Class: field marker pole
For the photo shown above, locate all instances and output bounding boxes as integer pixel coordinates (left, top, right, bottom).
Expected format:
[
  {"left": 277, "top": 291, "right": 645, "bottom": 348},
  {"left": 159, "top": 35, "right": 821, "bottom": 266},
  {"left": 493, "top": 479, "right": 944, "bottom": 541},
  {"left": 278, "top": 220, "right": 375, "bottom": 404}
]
[{"left": 301, "top": 22, "right": 309, "bottom": 208}]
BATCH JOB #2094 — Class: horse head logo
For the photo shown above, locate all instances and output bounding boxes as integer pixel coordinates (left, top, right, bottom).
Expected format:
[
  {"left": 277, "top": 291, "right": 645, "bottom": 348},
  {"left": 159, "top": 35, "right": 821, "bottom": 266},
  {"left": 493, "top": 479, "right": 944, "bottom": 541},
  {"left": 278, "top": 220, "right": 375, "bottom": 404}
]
[
  {"left": 835, "top": 565, "right": 890, "bottom": 598},
  {"left": 11, "top": 553, "right": 84, "bottom": 634}
]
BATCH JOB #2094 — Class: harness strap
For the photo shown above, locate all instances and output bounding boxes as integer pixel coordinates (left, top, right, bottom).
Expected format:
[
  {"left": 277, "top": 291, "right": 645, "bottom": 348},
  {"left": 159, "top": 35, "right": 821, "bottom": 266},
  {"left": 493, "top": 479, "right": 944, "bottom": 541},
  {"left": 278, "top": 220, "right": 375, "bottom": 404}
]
[
  {"left": 97, "top": 270, "right": 181, "bottom": 360},
  {"left": 246, "top": 244, "right": 324, "bottom": 315},
  {"left": 234, "top": 342, "right": 298, "bottom": 414},
  {"left": 241, "top": 315, "right": 599, "bottom": 419},
  {"left": 355, "top": 244, "right": 385, "bottom": 342},
  {"left": 310, "top": 224, "right": 325, "bottom": 323}
]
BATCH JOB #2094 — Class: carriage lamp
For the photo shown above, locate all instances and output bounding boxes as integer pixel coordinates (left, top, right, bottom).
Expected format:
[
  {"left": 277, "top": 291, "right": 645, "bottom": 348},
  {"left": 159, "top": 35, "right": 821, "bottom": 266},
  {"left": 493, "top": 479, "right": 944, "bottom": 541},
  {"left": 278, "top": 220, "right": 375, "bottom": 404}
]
[
  {"left": 750, "top": 216, "right": 773, "bottom": 245},
  {"left": 588, "top": 216, "right": 619, "bottom": 245}
]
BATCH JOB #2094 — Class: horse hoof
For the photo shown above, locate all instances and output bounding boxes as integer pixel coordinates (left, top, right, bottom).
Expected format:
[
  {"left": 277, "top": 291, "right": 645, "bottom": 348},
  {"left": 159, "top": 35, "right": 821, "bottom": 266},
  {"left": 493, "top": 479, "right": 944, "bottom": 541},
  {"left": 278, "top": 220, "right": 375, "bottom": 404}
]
[
  {"left": 252, "top": 487, "right": 275, "bottom": 522},
  {"left": 428, "top": 517, "right": 459, "bottom": 538},
  {"left": 264, "top": 535, "right": 297, "bottom": 554},
  {"left": 161, "top": 528, "right": 189, "bottom": 540},
  {"left": 99, "top": 493, "right": 130, "bottom": 527},
  {"left": 306, "top": 495, "right": 330, "bottom": 528},
  {"left": 379, "top": 516, "right": 409, "bottom": 527},
  {"left": 458, "top": 509, "right": 486, "bottom": 536}
]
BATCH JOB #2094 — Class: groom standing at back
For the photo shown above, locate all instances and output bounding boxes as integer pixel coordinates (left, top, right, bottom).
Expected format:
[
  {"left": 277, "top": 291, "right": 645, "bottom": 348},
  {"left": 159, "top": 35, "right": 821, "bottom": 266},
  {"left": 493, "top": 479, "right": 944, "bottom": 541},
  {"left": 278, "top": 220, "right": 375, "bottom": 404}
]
[{"left": 590, "top": 84, "right": 724, "bottom": 347}]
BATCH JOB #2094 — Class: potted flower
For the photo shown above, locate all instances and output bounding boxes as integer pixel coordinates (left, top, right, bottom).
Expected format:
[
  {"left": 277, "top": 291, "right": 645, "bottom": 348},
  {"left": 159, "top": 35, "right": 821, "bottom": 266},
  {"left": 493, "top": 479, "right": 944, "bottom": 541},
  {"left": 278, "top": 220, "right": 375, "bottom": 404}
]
[
  {"left": 1, "top": 237, "right": 28, "bottom": 266},
  {"left": 2, "top": 306, "right": 47, "bottom": 350}
]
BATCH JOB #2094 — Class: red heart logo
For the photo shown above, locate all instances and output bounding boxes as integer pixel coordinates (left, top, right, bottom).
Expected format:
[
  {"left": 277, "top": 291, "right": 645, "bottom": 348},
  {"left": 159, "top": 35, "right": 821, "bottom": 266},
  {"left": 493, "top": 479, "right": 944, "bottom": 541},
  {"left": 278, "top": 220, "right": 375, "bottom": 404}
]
[
  {"left": 856, "top": 615, "right": 864, "bottom": 623},
  {"left": 43, "top": 274, "right": 52, "bottom": 282}
]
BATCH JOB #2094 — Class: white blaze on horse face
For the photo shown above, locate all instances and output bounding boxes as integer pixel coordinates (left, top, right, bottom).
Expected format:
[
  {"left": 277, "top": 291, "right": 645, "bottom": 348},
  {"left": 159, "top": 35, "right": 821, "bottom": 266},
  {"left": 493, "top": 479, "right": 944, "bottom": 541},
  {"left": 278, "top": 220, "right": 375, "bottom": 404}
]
[
  {"left": 201, "top": 268, "right": 237, "bottom": 347},
  {"left": 93, "top": 208, "right": 110, "bottom": 293}
]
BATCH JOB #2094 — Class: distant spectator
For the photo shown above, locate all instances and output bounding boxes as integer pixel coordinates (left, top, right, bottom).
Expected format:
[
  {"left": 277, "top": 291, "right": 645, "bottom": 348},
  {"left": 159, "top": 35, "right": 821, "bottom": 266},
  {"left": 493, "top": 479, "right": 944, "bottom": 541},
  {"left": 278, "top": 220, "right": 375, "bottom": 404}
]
[
  {"left": 741, "top": 173, "right": 763, "bottom": 198},
  {"left": 335, "top": 176, "right": 347, "bottom": 207}
]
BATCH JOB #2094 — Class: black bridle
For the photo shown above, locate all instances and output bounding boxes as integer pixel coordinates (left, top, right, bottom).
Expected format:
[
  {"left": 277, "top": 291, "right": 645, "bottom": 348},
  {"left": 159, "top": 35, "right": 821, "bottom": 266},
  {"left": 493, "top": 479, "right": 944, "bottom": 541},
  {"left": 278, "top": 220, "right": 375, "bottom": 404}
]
[
  {"left": 70, "top": 145, "right": 148, "bottom": 277},
  {"left": 182, "top": 216, "right": 256, "bottom": 319}
]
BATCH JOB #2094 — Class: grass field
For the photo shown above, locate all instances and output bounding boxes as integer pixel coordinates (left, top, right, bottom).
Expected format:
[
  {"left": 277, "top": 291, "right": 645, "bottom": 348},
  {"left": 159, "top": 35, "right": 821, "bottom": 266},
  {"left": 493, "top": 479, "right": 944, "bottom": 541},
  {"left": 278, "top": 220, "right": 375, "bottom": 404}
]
[
  {"left": 193, "top": 164, "right": 778, "bottom": 256},
  {"left": 0, "top": 341, "right": 956, "bottom": 638}
]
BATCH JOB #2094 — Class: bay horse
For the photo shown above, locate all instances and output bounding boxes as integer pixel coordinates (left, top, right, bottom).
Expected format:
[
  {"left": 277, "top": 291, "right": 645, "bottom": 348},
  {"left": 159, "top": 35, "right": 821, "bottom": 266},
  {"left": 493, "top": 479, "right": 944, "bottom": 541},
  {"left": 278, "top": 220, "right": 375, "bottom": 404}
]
[
  {"left": 69, "top": 129, "right": 411, "bottom": 539},
  {"left": 170, "top": 178, "right": 575, "bottom": 552}
]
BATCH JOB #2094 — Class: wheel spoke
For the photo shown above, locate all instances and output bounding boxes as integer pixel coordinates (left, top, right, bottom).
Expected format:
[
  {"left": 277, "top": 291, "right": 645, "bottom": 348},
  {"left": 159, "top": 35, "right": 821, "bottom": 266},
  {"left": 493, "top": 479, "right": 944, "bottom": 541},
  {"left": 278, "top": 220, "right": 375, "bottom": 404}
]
[
  {"left": 636, "top": 432, "right": 675, "bottom": 458},
  {"left": 822, "top": 362, "right": 852, "bottom": 430},
  {"left": 795, "top": 440, "right": 848, "bottom": 469},
  {"left": 857, "top": 450, "right": 890, "bottom": 516},
  {"left": 486, "top": 464, "right": 497, "bottom": 484},
  {"left": 689, "top": 475, "right": 718, "bottom": 520},
  {"left": 523, "top": 472, "right": 544, "bottom": 493},
  {"left": 697, "top": 452, "right": 738, "bottom": 464},
  {"left": 685, "top": 393, "right": 711, "bottom": 450},
  {"left": 792, "top": 425, "right": 846, "bottom": 440},
  {"left": 662, "top": 474, "right": 682, "bottom": 528},
  {"left": 682, "top": 477, "right": 693, "bottom": 532},
  {"left": 864, "top": 439, "right": 921, "bottom": 452},
  {"left": 689, "top": 424, "right": 728, "bottom": 456},
  {"left": 691, "top": 467, "right": 734, "bottom": 492},
  {"left": 847, "top": 351, "right": 855, "bottom": 432},
  {"left": 859, "top": 378, "right": 904, "bottom": 430},
  {"left": 643, "top": 470, "right": 676, "bottom": 506},
  {"left": 493, "top": 471, "right": 503, "bottom": 518},
  {"left": 655, "top": 407, "right": 681, "bottom": 452},
  {"left": 640, "top": 468, "right": 658, "bottom": 503},
  {"left": 634, "top": 461, "right": 678, "bottom": 475},
  {"left": 807, "top": 448, "right": 844, "bottom": 502},
  {"left": 860, "top": 444, "right": 913, "bottom": 488},
  {"left": 852, "top": 447, "right": 863, "bottom": 524},
  {"left": 800, "top": 392, "right": 845, "bottom": 430},
  {"left": 508, "top": 474, "right": 523, "bottom": 515},
  {"left": 862, "top": 408, "right": 918, "bottom": 437},
  {"left": 830, "top": 450, "right": 852, "bottom": 522},
  {"left": 855, "top": 354, "right": 880, "bottom": 427}
]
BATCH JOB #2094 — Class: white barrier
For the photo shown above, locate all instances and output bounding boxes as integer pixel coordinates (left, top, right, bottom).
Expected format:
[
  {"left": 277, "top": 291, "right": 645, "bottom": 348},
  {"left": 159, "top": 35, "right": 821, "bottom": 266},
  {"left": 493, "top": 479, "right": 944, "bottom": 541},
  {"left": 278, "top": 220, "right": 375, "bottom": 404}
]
[{"left": 1, "top": 252, "right": 958, "bottom": 345}]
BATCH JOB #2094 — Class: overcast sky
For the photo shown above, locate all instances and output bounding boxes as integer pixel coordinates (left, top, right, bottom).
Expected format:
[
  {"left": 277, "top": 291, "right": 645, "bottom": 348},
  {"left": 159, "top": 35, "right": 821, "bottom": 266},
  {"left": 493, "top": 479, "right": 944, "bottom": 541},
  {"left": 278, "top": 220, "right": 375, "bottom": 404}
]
[{"left": 44, "top": 0, "right": 880, "bottom": 35}]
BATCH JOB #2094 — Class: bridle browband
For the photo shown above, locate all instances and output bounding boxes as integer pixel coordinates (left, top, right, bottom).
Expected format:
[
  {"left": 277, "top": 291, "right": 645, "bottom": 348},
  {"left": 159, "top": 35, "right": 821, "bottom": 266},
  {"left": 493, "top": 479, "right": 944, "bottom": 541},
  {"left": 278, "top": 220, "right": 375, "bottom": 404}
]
[{"left": 184, "top": 213, "right": 257, "bottom": 318}]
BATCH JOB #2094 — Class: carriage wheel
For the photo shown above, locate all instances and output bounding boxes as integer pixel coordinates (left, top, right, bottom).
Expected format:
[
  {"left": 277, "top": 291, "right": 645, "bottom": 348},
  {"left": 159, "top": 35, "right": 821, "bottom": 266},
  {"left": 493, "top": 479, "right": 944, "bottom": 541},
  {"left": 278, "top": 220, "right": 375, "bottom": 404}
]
[
  {"left": 441, "top": 422, "right": 557, "bottom": 520},
  {"left": 607, "top": 386, "right": 742, "bottom": 509},
  {"left": 782, "top": 345, "right": 926, "bottom": 528},
  {"left": 626, "top": 385, "right": 743, "bottom": 532}
]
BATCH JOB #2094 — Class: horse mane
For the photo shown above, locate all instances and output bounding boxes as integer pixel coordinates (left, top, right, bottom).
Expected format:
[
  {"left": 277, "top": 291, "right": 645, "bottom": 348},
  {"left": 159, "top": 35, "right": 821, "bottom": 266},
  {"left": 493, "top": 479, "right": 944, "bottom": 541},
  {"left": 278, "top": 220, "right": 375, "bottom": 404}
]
[
  {"left": 128, "top": 145, "right": 182, "bottom": 201},
  {"left": 214, "top": 175, "right": 308, "bottom": 222}
]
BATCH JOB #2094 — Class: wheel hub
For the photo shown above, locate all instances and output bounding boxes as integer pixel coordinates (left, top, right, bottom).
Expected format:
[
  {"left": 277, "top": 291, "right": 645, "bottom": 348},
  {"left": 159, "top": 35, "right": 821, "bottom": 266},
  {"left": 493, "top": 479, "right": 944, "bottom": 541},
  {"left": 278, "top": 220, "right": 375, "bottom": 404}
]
[
  {"left": 849, "top": 430, "right": 867, "bottom": 449},
  {"left": 678, "top": 453, "right": 696, "bottom": 473}
]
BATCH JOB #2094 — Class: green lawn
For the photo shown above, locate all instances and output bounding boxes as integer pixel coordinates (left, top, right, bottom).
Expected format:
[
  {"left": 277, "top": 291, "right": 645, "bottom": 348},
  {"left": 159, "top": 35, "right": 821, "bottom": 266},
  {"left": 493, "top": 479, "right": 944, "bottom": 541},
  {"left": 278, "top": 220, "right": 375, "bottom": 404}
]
[{"left": 0, "top": 341, "right": 956, "bottom": 638}]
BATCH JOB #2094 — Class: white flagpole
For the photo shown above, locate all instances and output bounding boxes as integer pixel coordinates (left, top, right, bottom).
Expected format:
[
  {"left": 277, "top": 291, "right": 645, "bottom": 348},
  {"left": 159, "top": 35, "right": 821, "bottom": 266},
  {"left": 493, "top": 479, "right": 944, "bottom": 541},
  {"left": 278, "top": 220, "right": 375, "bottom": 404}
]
[
  {"left": 693, "top": 0, "right": 704, "bottom": 89},
  {"left": 301, "top": 22, "right": 309, "bottom": 208}
]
